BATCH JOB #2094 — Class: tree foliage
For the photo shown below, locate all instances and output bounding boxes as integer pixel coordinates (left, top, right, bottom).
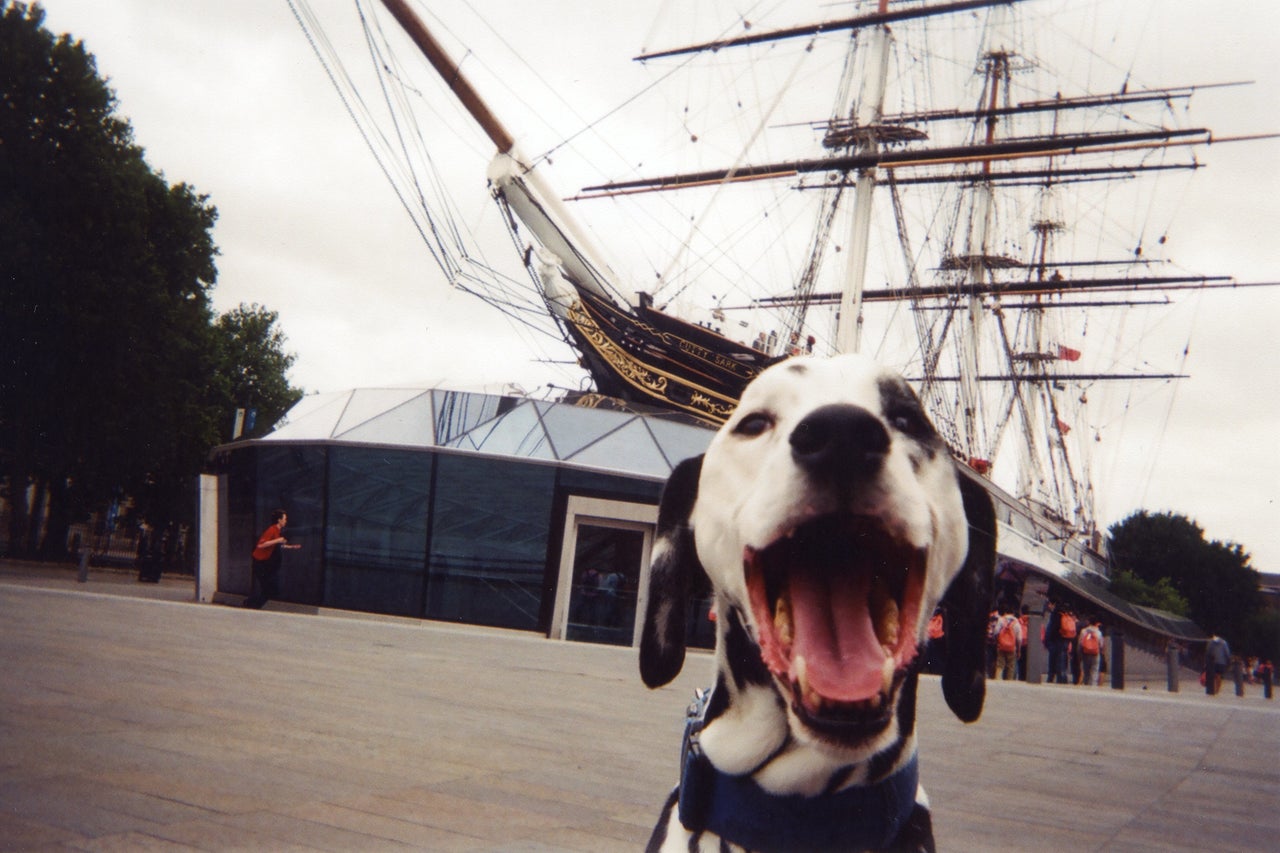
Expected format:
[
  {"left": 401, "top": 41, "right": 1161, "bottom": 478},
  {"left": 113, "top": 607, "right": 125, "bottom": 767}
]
[
  {"left": 1237, "top": 609, "right": 1280, "bottom": 667},
  {"left": 0, "top": 3, "right": 301, "bottom": 558},
  {"left": 213, "top": 304, "right": 303, "bottom": 441},
  {"left": 1108, "top": 511, "right": 1267, "bottom": 656},
  {"left": 1107, "top": 569, "right": 1190, "bottom": 617}
]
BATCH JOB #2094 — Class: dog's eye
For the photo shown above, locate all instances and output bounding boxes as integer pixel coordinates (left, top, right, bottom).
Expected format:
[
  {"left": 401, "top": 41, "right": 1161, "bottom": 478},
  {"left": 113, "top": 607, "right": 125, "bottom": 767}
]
[
  {"left": 888, "top": 406, "right": 932, "bottom": 439},
  {"left": 733, "top": 412, "right": 774, "bottom": 437}
]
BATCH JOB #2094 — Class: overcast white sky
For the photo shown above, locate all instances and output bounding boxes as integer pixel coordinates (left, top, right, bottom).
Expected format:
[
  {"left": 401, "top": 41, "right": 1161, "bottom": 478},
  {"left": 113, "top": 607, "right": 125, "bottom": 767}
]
[{"left": 34, "top": 0, "right": 1280, "bottom": 571}]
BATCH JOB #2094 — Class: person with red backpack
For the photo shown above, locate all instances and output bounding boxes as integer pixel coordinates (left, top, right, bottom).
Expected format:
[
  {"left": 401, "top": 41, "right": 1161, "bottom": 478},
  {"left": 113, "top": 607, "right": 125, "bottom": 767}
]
[
  {"left": 1058, "top": 605, "right": 1080, "bottom": 684},
  {"left": 991, "top": 605, "right": 1023, "bottom": 681},
  {"left": 1078, "top": 618, "right": 1104, "bottom": 685}
]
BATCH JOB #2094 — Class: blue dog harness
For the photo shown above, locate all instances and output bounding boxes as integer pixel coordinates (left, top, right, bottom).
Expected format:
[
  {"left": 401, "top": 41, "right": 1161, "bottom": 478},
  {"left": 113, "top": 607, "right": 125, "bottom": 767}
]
[{"left": 676, "top": 689, "right": 919, "bottom": 851}]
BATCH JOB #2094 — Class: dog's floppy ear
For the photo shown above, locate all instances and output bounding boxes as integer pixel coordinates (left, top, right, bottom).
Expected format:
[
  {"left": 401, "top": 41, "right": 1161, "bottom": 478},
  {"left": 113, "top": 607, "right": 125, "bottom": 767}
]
[
  {"left": 639, "top": 454, "right": 706, "bottom": 688},
  {"left": 939, "top": 468, "right": 996, "bottom": 722}
]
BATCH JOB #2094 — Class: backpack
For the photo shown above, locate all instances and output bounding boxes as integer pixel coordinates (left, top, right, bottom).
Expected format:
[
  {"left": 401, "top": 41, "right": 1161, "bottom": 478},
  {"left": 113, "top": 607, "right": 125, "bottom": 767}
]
[
  {"left": 996, "top": 616, "right": 1018, "bottom": 653},
  {"left": 1059, "top": 613, "right": 1077, "bottom": 639},
  {"left": 1080, "top": 627, "right": 1100, "bottom": 655}
]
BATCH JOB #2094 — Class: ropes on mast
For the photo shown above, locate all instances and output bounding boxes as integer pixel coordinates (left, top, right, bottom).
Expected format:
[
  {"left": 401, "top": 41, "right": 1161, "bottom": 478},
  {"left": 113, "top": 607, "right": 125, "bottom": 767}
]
[{"left": 286, "top": 0, "right": 571, "bottom": 347}]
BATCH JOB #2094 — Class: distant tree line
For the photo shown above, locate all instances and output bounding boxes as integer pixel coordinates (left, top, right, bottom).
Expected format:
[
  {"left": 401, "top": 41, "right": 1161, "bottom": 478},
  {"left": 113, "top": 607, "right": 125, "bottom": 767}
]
[
  {"left": 1, "top": 2, "right": 302, "bottom": 560},
  {"left": 1108, "top": 511, "right": 1278, "bottom": 662}
]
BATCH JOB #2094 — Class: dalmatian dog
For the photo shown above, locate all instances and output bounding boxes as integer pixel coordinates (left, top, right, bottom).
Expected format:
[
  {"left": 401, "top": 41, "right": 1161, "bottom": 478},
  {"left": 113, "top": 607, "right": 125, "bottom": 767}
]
[{"left": 640, "top": 354, "right": 995, "bottom": 852}]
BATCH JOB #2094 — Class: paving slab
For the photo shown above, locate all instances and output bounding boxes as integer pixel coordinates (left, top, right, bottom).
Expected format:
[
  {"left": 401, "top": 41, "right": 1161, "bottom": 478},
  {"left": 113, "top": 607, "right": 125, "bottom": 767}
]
[{"left": 1, "top": 566, "right": 1277, "bottom": 851}]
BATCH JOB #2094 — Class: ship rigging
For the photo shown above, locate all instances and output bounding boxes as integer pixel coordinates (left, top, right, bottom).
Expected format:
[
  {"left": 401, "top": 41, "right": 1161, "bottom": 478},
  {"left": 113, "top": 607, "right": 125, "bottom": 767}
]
[{"left": 287, "top": 0, "right": 1277, "bottom": 574}]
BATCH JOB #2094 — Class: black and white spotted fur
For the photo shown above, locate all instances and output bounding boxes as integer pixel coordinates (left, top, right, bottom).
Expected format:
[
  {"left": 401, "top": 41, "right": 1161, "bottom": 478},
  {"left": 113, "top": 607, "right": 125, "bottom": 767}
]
[{"left": 640, "top": 354, "right": 996, "bottom": 852}]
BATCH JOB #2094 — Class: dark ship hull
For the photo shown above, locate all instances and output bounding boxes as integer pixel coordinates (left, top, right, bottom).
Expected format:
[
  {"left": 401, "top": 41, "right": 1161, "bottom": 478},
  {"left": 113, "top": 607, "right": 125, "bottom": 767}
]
[{"left": 561, "top": 288, "right": 779, "bottom": 425}]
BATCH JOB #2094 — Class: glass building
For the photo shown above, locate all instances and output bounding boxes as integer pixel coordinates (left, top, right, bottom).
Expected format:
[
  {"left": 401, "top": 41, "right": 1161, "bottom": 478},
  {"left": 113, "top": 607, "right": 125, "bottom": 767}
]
[
  {"left": 204, "top": 385, "right": 1203, "bottom": 660},
  {"left": 204, "top": 388, "right": 717, "bottom": 649}
]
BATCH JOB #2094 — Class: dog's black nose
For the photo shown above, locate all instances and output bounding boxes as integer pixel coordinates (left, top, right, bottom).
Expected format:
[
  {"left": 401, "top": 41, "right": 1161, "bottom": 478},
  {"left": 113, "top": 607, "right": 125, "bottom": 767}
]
[{"left": 790, "top": 404, "right": 890, "bottom": 480}]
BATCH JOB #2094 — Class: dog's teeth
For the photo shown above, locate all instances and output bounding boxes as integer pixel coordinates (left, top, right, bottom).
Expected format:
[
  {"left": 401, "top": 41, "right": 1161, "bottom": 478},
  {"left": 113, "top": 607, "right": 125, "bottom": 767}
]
[
  {"left": 880, "top": 600, "right": 900, "bottom": 647},
  {"left": 795, "top": 655, "right": 820, "bottom": 709},
  {"left": 870, "top": 579, "right": 900, "bottom": 647},
  {"left": 773, "top": 595, "right": 794, "bottom": 648}
]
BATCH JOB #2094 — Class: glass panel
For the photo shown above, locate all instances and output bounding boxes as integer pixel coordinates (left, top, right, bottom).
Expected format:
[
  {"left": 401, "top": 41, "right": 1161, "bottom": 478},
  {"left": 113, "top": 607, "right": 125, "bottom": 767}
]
[
  {"left": 256, "top": 445, "right": 326, "bottom": 605},
  {"left": 263, "top": 391, "right": 349, "bottom": 441},
  {"left": 645, "top": 418, "right": 715, "bottom": 472},
  {"left": 426, "top": 455, "right": 554, "bottom": 630},
  {"left": 221, "top": 447, "right": 259, "bottom": 596},
  {"left": 557, "top": 468, "right": 663, "bottom": 504},
  {"left": 433, "top": 390, "right": 511, "bottom": 446},
  {"left": 340, "top": 391, "right": 437, "bottom": 447},
  {"left": 465, "top": 401, "right": 557, "bottom": 460},
  {"left": 570, "top": 419, "right": 672, "bottom": 477},
  {"left": 540, "top": 404, "right": 633, "bottom": 460},
  {"left": 333, "top": 389, "right": 429, "bottom": 439},
  {"left": 565, "top": 524, "right": 645, "bottom": 646},
  {"left": 324, "top": 447, "right": 432, "bottom": 616}
]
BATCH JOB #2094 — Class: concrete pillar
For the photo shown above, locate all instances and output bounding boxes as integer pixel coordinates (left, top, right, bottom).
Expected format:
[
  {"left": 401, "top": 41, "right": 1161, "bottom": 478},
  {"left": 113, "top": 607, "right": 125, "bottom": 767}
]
[
  {"left": 1167, "top": 645, "right": 1180, "bottom": 693},
  {"left": 197, "top": 474, "right": 222, "bottom": 603},
  {"left": 1110, "top": 631, "right": 1125, "bottom": 690},
  {"left": 1025, "top": 615, "right": 1045, "bottom": 684}
]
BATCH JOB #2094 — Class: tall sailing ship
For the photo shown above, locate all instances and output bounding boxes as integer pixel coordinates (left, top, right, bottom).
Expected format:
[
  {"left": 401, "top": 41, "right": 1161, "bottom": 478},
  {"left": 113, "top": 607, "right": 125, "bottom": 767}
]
[{"left": 289, "top": 0, "right": 1272, "bottom": 580}]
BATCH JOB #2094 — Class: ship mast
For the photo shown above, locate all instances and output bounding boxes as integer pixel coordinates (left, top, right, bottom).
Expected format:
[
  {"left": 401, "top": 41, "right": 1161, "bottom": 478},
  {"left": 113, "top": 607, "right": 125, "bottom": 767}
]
[
  {"left": 377, "top": 0, "right": 515, "bottom": 154},
  {"left": 958, "top": 12, "right": 1014, "bottom": 480},
  {"left": 376, "top": 0, "right": 630, "bottom": 310},
  {"left": 835, "top": 1, "right": 892, "bottom": 354}
]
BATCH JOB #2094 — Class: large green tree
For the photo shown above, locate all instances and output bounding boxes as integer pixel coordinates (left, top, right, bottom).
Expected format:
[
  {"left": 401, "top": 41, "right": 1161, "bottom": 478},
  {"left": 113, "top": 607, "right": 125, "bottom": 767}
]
[
  {"left": 1108, "top": 511, "right": 1272, "bottom": 657},
  {"left": 1, "top": 3, "right": 300, "bottom": 558},
  {"left": 213, "top": 304, "right": 303, "bottom": 441},
  {"left": 126, "top": 303, "right": 303, "bottom": 533}
]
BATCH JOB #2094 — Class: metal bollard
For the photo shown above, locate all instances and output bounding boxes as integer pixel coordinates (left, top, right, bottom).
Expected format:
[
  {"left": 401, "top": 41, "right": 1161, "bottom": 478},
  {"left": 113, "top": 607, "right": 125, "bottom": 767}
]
[
  {"left": 77, "top": 546, "right": 89, "bottom": 583},
  {"left": 1025, "top": 615, "right": 1045, "bottom": 684},
  {"left": 1110, "top": 631, "right": 1125, "bottom": 690},
  {"left": 1233, "top": 662, "right": 1245, "bottom": 697},
  {"left": 1264, "top": 669, "right": 1273, "bottom": 700},
  {"left": 1166, "top": 645, "right": 1179, "bottom": 693}
]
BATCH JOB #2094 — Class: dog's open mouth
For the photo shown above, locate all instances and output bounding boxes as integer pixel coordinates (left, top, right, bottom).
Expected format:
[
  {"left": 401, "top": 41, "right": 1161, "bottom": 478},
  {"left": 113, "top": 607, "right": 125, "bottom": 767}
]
[{"left": 745, "top": 514, "right": 926, "bottom": 732}]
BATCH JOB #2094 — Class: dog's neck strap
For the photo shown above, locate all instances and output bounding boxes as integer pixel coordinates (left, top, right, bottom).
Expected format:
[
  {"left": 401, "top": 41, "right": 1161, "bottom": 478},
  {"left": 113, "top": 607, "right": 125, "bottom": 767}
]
[{"left": 676, "top": 690, "right": 919, "bottom": 851}]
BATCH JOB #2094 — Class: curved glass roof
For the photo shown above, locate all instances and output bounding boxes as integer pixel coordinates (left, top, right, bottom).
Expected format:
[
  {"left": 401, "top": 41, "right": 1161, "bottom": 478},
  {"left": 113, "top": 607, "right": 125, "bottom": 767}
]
[{"left": 257, "top": 387, "right": 715, "bottom": 480}]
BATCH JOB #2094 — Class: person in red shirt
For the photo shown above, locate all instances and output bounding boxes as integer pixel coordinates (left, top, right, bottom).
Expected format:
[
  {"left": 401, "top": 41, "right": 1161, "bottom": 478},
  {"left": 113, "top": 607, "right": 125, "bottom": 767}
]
[{"left": 244, "top": 509, "right": 301, "bottom": 609}]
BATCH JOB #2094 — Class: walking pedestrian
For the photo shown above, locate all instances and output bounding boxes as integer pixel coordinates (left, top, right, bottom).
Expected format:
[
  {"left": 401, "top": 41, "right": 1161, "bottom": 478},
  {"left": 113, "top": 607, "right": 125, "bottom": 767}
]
[
  {"left": 992, "top": 606, "right": 1023, "bottom": 681},
  {"left": 1204, "top": 635, "right": 1230, "bottom": 696},
  {"left": 1079, "top": 619, "right": 1104, "bottom": 685}
]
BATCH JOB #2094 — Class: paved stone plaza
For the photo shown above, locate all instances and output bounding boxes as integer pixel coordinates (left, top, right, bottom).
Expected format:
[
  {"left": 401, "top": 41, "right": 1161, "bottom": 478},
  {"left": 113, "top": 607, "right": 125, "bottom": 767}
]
[{"left": 1, "top": 564, "right": 1277, "bottom": 851}]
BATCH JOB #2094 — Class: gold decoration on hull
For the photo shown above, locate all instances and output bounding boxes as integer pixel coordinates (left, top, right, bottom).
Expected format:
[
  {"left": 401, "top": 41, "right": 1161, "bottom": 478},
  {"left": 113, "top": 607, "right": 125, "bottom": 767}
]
[{"left": 565, "top": 301, "right": 739, "bottom": 424}]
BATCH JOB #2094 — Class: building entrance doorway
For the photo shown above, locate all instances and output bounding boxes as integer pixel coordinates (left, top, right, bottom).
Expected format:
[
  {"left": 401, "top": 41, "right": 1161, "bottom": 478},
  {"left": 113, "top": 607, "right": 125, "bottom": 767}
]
[
  {"left": 550, "top": 497, "right": 656, "bottom": 646},
  {"left": 566, "top": 524, "right": 644, "bottom": 645}
]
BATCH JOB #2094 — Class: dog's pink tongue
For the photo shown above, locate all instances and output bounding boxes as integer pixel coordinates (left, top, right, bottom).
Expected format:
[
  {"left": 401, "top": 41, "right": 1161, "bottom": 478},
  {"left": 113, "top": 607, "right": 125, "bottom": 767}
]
[{"left": 789, "top": 569, "right": 887, "bottom": 702}]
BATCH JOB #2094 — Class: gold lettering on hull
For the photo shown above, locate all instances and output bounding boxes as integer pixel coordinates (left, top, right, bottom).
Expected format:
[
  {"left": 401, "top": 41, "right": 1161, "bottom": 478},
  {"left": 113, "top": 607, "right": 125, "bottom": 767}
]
[{"left": 566, "top": 301, "right": 737, "bottom": 424}]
